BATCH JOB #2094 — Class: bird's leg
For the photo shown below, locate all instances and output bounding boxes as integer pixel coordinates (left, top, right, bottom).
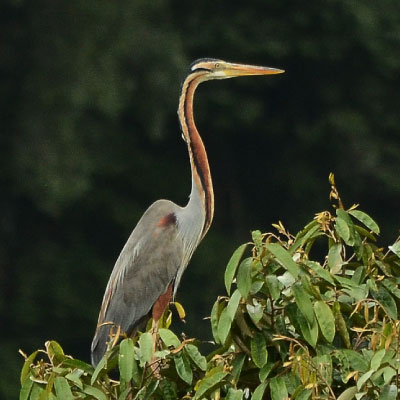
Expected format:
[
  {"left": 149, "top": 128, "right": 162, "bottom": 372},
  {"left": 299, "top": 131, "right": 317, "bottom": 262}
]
[{"left": 149, "top": 284, "right": 173, "bottom": 376}]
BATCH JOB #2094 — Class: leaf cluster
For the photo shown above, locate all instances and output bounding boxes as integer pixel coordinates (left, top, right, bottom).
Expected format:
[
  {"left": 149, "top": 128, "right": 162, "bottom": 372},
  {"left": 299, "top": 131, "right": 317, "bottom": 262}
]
[{"left": 20, "top": 180, "right": 400, "bottom": 399}]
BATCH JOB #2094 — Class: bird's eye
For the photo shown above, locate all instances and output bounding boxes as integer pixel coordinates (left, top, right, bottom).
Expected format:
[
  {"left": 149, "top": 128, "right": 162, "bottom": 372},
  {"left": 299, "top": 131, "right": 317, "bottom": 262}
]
[{"left": 214, "top": 62, "right": 221, "bottom": 69}]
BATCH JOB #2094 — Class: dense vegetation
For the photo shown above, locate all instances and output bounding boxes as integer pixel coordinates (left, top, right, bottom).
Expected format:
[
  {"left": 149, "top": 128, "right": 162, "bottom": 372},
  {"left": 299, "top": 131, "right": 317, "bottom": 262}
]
[
  {"left": 2, "top": 1, "right": 400, "bottom": 397},
  {"left": 20, "top": 179, "right": 400, "bottom": 399}
]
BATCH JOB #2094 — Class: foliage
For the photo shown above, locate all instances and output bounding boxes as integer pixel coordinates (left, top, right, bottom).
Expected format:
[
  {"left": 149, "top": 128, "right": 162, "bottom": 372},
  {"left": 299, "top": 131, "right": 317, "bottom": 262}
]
[{"left": 20, "top": 178, "right": 400, "bottom": 399}]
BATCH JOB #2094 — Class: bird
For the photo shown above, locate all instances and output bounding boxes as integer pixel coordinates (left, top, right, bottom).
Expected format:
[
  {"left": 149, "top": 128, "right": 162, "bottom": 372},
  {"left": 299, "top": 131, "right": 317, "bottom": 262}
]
[{"left": 91, "top": 58, "right": 284, "bottom": 366}]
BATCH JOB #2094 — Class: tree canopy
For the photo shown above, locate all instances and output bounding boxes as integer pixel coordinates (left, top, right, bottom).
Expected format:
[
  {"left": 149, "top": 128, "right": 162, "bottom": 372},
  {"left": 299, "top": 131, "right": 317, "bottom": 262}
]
[{"left": 2, "top": 1, "right": 400, "bottom": 397}]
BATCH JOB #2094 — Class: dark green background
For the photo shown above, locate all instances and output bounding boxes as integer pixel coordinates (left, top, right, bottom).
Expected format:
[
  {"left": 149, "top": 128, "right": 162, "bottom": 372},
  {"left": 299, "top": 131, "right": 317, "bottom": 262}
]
[{"left": 2, "top": 1, "right": 400, "bottom": 397}]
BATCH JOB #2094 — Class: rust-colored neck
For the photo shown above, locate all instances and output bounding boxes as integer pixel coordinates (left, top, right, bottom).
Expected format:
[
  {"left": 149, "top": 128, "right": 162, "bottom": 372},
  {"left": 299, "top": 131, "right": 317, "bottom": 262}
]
[{"left": 178, "top": 71, "right": 214, "bottom": 238}]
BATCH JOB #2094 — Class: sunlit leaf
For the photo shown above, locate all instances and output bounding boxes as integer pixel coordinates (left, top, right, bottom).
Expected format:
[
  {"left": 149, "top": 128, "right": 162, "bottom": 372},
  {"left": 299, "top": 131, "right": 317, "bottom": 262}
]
[
  {"left": 225, "top": 243, "right": 249, "bottom": 295},
  {"left": 265, "top": 275, "right": 281, "bottom": 300},
  {"left": 269, "top": 376, "right": 288, "bottom": 400},
  {"left": 380, "top": 385, "right": 398, "bottom": 400},
  {"left": 46, "top": 341, "right": 65, "bottom": 366},
  {"left": 210, "top": 299, "right": 225, "bottom": 344},
  {"left": 54, "top": 377, "right": 74, "bottom": 400},
  {"left": 337, "top": 386, "right": 357, "bottom": 400},
  {"left": 349, "top": 210, "right": 380, "bottom": 234},
  {"left": 237, "top": 258, "right": 252, "bottom": 298},
  {"left": 292, "top": 283, "right": 315, "bottom": 324},
  {"left": 159, "top": 328, "right": 181, "bottom": 348},
  {"left": 357, "top": 370, "right": 374, "bottom": 391},
  {"left": 119, "top": 339, "right": 135, "bottom": 388},
  {"left": 217, "top": 307, "right": 232, "bottom": 345},
  {"left": 305, "top": 260, "right": 335, "bottom": 284},
  {"left": 173, "top": 302, "right": 186, "bottom": 320},
  {"left": 370, "top": 349, "right": 386, "bottom": 371},
  {"left": 185, "top": 344, "right": 207, "bottom": 371},
  {"left": 193, "top": 366, "right": 228, "bottom": 400},
  {"left": 265, "top": 243, "right": 299, "bottom": 278},
  {"left": 226, "top": 387, "right": 243, "bottom": 400},
  {"left": 139, "top": 332, "right": 153, "bottom": 364},
  {"left": 20, "top": 350, "right": 38, "bottom": 385},
  {"left": 314, "top": 301, "right": 335, "bottom": 343},
  {"left": 388, "top": 242, "right": 400, "bottom": 258},
  {"left": 226, "top": 289, "right": 242, "bottom": 321},
  {"left": 174, "top": 353, "right": 193, "bottom": 384},
  {"left": 328, "top": 243, "right": 343, "bottom": 274},
  {"left": 251, "top": 382, "right": 267, "bottom": 400}
]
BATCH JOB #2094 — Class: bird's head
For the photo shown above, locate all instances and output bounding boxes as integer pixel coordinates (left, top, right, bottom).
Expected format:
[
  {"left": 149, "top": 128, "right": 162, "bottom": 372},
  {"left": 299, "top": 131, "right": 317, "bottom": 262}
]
[{"left": 189, "top": 58, "right": 284, "bottom": 81}]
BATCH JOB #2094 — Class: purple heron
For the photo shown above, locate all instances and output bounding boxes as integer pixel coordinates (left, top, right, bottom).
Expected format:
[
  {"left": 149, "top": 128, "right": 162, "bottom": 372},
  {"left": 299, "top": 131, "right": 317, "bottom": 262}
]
[{"left": 91, "top": 59, "right": 284, "bottom": 365}]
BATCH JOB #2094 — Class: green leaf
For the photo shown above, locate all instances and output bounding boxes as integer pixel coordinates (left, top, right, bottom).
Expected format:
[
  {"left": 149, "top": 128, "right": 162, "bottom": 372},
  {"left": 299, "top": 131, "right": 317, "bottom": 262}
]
[
  {"left": 185, "top": 344, "right": 207, "bottom": 371},
  {"left": 174, "top": 353, "right": 193, "bottom": 384},
  {"left": 265, "top": 243, "right": 299, "bottom": 278},
  {"left": 269, "top": 376, "right": 288, "bottom": 400},
  {"left": 194, "top": 366, "right": 228, "bottom": 400},
  {"left": 314, "top": 301, "right": 335, "bottom": 343},
  {"left": 119, "top": 339, "right": 135, "bottom": 388},
  {"left": 91, "top": 352, "right": 107, "bottom": 384},
  {"left": 217, "top": 307, "right": 232, "bottom": 345},
  {"left": 65, "top": 369, "right": 83, "bottom": 390},
  {"left": 328, "top": 243, "right": 343, "bottom": 274},
  {"left": 210, "top": 299, "right": 225, "bottom": 344},
  {"left": 159, "top": 328, "right": 181, "bottom": 348},
  {"left": 246, "top": 299, "right": 264, "bottom": 324},
  {"left": 372, "top": 285, "right": 398, "bottom": 320},
  {"left": 259, "top": 362, "right": 273, "bottom": 382},
  {"left": 297, "top": 309, "right": 318, "bottom": 347},
  {"left": 349, "top": 210, "right": 380, "bottom": 234},
  {"left": 305, "top": 261, "right": 335, "bottom": 284},
  {"left": 139, "top": 332, "right": 153, "bottom": 364},
  {"left": 388, "top": 242, "right": 400, "bottom": 258},
  {"left": 295, "top": 388, "right": 312, "bottom": 400},
  {"left": 225, "top": 243, "right": 249, "bottom": 295},
  {"left": 357, "top": 370, "right": 374, "bottom": 390},
  {"left": 54, "top": 377, "right": 74, "bottom": 400},
  {"left": 265, "top": 275, "right": 281, "bottom": 300},
  {"left": 226, "top": 387, "right": 243, "bottom": 400},
  {"left": 335, "top": 217, "right": 350, "bottom": 242},
  {"left": 29, "top": 383, "right": 44, "bottom": 400},
  {"left": 232, "top": 353, "right": 246, "bottom": 383},
  {"left": 251, "top": 382, "right": 267, "bottom": 400},
  {"left": 20, "top": 376, "right": 34, "bottom": 400},
  {"left": 370, "top": 349, "right": 386, "bottom": 371},
  {"left": 292, "top": 283, "right": 315, "bottom": 324},
  {"left": 339, "top": 350, "right": 369, "bottom": 373},
  {"left": 20, "top": 350, "right": 38, "bottom": 385},
  {"left": 226, "top": 289, "right": 242, "bottom": 321},
  {"left": 62, "top": 358, "right": 94, "bottom": 374},
  {"left": 46, "top": 341, "right": 66, "bottom": 366},
  {"left": 380, "top": 385, "right": 398, "bottom": 400},
  {"left": 237, "top": 258, "right": 252, "bottom": 298},
  {"left": 251, "top": 333, "right": 268, "bottom": 368},
  {"left": 337, "top": 386, "right": 357, "bottom": 400}
]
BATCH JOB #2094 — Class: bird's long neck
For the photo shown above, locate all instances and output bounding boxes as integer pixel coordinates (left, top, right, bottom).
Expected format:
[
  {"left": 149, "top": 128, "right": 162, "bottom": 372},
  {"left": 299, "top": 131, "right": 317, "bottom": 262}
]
[{"left": 178, "top": 72, "right": 214, "bottom": 238}]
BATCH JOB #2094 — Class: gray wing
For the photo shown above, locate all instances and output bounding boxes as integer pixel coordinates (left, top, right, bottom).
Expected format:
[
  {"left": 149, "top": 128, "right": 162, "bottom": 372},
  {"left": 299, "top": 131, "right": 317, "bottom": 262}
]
[{"left": 91, "top": 200, "right": 183, "bottom": 365}]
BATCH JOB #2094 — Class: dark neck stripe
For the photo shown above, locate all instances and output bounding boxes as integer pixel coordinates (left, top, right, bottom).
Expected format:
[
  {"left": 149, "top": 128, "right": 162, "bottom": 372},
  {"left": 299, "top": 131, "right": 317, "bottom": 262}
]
[{"left": 180, "top": 72, "right": 214, "bottom": 236}]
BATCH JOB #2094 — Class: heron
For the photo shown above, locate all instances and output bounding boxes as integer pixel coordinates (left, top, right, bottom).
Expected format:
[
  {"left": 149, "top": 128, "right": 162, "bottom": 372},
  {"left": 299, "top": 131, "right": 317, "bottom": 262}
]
[{"left": 91, "top": 58, "right": 284, "bottom": 366}]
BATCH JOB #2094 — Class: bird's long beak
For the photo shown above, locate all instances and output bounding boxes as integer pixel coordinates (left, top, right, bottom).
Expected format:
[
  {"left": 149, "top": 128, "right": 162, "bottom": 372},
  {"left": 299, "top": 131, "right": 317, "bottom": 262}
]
[{"left": 223, "top": 63, "right": 284, "bottom": 77}]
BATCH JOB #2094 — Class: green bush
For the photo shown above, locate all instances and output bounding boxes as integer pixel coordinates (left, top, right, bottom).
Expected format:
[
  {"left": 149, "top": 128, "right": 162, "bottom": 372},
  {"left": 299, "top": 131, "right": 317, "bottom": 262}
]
[{"left": 20, "top": 177, "right": 400, "bottom": 399}]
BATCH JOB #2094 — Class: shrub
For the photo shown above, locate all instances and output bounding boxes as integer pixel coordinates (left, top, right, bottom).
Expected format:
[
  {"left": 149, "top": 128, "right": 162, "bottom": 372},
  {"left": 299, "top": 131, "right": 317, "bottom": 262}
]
[{"left": 20, "top": 176, "right": 400, "bottom": 399}]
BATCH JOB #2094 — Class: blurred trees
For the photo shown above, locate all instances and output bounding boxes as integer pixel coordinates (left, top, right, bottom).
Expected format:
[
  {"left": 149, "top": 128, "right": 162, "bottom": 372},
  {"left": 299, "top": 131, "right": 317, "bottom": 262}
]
[{"left": 1, "top": 0, "right": 400, "bottom": 397}]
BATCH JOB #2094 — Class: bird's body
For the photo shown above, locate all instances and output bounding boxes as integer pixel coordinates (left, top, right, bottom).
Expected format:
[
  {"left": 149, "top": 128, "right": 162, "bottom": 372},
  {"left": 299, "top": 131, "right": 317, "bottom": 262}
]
[{"left": 91, "top": 59, "right": 283, "bottom": 366}]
